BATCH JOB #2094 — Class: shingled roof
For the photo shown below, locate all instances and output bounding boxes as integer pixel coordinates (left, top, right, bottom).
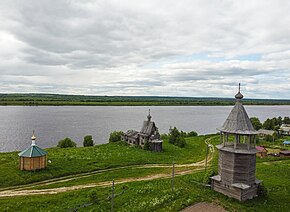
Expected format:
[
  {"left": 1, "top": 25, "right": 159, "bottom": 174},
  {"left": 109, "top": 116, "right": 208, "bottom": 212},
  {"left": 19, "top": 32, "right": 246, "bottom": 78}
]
[
  {"left": 139, "top": 109, "right": 157, "bottom": 136},
  {"left": 218, "top": 85, "right": 257, "bottom": 135},
  {"left": 140, "top": 121, "right": 156, "bottom": 135},
  {"left": 124, "top": 129, "right": 139, "bottom": 138}
]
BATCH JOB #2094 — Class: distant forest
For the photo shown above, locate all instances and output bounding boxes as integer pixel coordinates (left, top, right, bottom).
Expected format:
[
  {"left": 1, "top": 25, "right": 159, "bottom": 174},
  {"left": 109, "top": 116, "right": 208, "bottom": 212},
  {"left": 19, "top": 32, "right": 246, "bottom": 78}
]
[{"left": 0, "top": 93, "right": 290, "bottom": 106}]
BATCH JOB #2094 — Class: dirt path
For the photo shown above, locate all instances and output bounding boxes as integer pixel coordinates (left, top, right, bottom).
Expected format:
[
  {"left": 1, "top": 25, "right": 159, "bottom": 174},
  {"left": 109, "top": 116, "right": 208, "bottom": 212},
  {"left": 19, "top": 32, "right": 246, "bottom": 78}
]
[
  {"left": 0, "top": 137, "right": 216, "bottom": 198},
  {"left": 181, "top": 202, "right": 227, "bottom": 212},
  {"left": 0, "top": 168, "right": 205, "bottom": 197}
]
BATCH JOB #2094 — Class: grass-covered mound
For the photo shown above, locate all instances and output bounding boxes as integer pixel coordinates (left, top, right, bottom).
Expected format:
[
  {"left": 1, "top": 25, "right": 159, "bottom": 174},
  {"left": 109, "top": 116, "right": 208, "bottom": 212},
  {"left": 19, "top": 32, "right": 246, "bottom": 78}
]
[{"left": 0, "top": 135, "right": 218, "bottom": 188}]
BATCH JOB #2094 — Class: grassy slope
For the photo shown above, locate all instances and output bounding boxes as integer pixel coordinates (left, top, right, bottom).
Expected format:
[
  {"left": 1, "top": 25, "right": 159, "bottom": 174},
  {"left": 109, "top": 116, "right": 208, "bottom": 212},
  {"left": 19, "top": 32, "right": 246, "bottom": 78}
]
[
  {"left": 0, "top": 159, "right": 289, "bottom": 212},
  {"left": 0, "top": 136, "right": 214, "bottom": 188},
  {"left": 1, "top": 135, "right": 289, "bottom": 211}
]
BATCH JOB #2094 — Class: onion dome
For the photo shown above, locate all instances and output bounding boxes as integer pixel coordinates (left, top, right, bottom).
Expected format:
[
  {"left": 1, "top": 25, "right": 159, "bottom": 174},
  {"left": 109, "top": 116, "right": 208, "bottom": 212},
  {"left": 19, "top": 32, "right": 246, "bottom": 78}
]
[
  {"left": 235, "top": 83, "right": 244, "bottom": 100},
  {"left": 147, "top": 109, "right": 152, "bottom": 121},
  {"left": 31, "top": 131, "right": 36, "bottom": 141}
]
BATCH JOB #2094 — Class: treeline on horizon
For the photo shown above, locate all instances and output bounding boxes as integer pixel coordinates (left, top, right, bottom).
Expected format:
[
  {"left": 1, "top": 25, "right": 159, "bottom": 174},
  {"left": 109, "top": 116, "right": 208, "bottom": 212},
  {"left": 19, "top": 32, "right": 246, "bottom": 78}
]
[{"left": 1, "top": 93, "right": 290, "bottom": 106}]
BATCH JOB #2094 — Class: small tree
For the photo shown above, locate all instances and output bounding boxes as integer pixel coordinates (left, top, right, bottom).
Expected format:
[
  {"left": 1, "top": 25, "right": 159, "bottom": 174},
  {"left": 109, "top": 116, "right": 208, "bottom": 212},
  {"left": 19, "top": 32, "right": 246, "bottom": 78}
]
[
  {"left": 160, "top": 133, "right": 169, "bottom": 140},
  {"left": 169, "top": 127, "right": 180, "bottom": 144},
  {"left": 250, "top": 117, "right": 263, "bottom": 130},
  {"left": 180, "top": 130, "right": 187, "bottom": 137},
  {"left": 283, "top": 116, "right": 290, "bottom": 124},
  {"left": 83, "top": 135, "right": 94, "bottom": 147},
  {"left": 175, "top": 136, "right": 186, "bottom": 148},
  {"left": 263, "top": 118, "right": 274, "bottom": 130},
  {"left": 168, "top": 127, "right": 186, "bottom": 148},
  {"left": 187, "top": 131, "right": 198, "bottom": 137},
  {"left": 57, "top": 137, "right": 77, "bottom": 148},
  {"left": 109, "top": 131, "right": 124, "bottom": 143}
]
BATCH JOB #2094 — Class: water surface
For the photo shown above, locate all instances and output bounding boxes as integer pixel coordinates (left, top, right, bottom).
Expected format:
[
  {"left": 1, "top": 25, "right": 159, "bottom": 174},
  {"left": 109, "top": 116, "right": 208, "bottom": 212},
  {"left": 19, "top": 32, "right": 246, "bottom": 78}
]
[{"left": 0, "top": 106, "right": 289, "bottom": 152}]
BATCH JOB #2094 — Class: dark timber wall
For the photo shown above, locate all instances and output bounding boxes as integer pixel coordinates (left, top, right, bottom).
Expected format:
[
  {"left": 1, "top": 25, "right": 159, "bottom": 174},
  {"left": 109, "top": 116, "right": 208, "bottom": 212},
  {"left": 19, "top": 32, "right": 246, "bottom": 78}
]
[{"left": 219, "top": 150, "right": 256, "bottom": 185}]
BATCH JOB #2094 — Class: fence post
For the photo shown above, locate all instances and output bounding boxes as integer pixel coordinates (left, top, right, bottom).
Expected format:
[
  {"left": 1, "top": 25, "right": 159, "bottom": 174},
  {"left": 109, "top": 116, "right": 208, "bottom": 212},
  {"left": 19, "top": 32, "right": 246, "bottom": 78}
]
[
  {"left": 205, "top": 145, "right": 208, "bottom": 172},
  {"left": 111, "top": 179, "right": 114, "bottom": 212},
  {"left": 172, "top": 160, "right": 175, "bottom": 192}
]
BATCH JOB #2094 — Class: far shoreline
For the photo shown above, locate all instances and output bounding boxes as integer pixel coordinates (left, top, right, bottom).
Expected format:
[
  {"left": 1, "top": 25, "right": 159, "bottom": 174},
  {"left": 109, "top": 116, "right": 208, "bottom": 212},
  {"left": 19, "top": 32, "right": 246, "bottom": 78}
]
[{"left": 1, "top": 93, "right": 290, "bottom": 106}]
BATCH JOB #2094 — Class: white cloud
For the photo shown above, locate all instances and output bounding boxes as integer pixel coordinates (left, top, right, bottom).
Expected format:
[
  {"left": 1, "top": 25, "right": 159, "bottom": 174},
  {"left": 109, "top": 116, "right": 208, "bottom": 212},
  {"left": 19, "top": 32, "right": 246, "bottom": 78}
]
[{"left": 0, "top": 0, "right": 289, "bottom": 98}]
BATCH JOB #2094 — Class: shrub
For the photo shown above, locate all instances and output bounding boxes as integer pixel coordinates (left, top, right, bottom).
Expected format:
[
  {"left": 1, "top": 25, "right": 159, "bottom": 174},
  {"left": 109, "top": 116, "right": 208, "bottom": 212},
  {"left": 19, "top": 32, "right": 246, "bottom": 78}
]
[
  {"left": 88, "top": 190, "right": 99, "bottom": 204},
  {"left": 143, "top": 141, "right": 151, "bottom": 151},
  {"left": 169, "top": 127, "right": 180, "bottom": 144},
  {"left": 264, "top": 134, "right": 273, "bottom": 142},
  {"left": 168, "top": 127, "right": 186, "bottom": 148},
  {"left": 180, "top": 130, "right": 187, "bottom": 137},
  {"left": 187, "top": 131, "right": 198, "bottom": 137},
  {"left": 83, "top": 135, "right": 94, "bottom": 147},
  {"left": 57, "top": 137, "right": 77, "bottom": 148},
  {"left": 175, "top": 136, "right": 186, "bottom": 148},
  {"left": 257, "top": 183, "right": 268, "bottom": 198},
  {"left": 160, "top": 133, "right": 169, "bottom": 140},
  {"left": 109, "top": 131, "right": 124, "bottom": 143},
  {"left": 250, "top": 117, "right": 263, "bottom": 130},
  {"left": 203, "top": 170, "right": 217, "bottom": 184}
]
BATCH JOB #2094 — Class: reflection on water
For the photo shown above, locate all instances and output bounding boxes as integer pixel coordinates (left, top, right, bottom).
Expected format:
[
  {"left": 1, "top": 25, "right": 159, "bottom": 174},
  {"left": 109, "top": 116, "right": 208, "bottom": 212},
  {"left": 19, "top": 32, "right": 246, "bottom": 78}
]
[{"left": 0, "top": 105, "right": 289, "bottom": 152}]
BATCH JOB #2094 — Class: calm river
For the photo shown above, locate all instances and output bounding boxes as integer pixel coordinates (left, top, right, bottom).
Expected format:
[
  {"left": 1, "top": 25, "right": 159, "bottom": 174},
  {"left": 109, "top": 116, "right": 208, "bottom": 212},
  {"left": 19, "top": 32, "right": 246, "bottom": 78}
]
[{"left": 0, "top": 106, "right": 289, "bottom": 152}]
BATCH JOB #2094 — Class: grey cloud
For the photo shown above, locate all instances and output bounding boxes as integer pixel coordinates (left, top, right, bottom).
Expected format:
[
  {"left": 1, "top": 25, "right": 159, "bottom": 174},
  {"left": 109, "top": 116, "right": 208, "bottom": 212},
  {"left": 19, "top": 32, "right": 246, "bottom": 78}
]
[{"left": 0, "top": 0, "right": 290, "bottom": 98}]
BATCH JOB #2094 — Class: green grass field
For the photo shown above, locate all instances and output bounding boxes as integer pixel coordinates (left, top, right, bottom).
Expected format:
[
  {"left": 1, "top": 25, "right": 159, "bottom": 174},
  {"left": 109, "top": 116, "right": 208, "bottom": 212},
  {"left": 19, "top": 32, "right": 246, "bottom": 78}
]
[
  {"left": 0, "top": 160, "right": 289, "bottom": 212},
  {"left": 0, "top": 135, "right": 289, "bottom": 211},
  {"left": 0, "top": 136, "right": 215, "bottom": 188}
]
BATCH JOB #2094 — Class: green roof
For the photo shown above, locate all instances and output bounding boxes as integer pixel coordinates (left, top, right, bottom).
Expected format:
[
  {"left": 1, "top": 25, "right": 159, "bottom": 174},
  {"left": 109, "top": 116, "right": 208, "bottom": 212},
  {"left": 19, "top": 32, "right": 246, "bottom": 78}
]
[{"left": 18, "top": 145, "right": 48, "bottom": 157}]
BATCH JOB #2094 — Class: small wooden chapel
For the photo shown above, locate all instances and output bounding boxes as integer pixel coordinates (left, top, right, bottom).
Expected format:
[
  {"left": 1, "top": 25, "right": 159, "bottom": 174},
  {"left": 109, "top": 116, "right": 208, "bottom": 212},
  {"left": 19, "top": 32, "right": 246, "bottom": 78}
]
[{"left": 18, "top": 132, "right": 48, "bottom": 171}]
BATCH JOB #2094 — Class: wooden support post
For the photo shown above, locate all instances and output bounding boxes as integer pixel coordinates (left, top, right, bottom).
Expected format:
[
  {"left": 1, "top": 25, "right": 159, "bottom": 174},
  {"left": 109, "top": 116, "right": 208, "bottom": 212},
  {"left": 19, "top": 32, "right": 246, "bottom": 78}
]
[
  {"left": 248, "top": 135, "right": 251, "bottom": 150},
  {"left": 234, "top": 134, "right": 238, "bottom": 149},
  {"left": 226, "top": 133, "right": 229, "bottom": 145}
]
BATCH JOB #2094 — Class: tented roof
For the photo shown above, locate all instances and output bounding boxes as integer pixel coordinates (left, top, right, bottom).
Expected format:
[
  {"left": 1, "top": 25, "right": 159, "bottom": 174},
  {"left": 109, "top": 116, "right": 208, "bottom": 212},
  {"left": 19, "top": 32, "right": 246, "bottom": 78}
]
[
  {"left": 140, "top": 121, "right": 155, "bottom": 135},
  {"left": 218, "top": 87, "right": 257, "bottom": 135},
  {"left": 18, "top": 145, "right": 47, "bottom": 158}
]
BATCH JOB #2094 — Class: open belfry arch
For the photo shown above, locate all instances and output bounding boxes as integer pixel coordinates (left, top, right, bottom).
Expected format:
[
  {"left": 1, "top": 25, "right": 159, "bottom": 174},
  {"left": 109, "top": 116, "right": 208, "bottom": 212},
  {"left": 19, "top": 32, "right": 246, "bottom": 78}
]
[{"left": 211, "top": 84, "right": 261, "bottom": 201}]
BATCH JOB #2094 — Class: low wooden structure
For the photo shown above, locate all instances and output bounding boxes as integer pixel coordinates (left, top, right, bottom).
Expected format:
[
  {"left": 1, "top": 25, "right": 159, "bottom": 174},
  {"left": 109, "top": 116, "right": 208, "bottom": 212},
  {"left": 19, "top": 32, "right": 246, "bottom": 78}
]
[
  {"left": 280, "top": 150, "right": 290, "bottom": 157},
  {"left": 278, "top": 124, "right": 290, "bottom": 135},
  {"left": 211, "top": 84, "right": 261, "bottom": 201},
  {"left": 18, "top": 132, "right": 48, "bottom": 171},
  {"left": 122, "top": 110, "right": 163, "bottom": 152},
  {"left": 257, "top": 129, "right": 276, "bottom": 143},
  {"left": 256, "top": 146, "right": 268, "bottom": 158}
]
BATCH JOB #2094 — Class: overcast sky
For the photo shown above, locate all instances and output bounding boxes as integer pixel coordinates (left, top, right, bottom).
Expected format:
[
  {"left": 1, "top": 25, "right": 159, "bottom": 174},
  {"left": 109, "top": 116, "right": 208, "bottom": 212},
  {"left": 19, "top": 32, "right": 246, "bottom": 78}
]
[{"left": 1, "top": 0, "right": 290, "bottom": 99}]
